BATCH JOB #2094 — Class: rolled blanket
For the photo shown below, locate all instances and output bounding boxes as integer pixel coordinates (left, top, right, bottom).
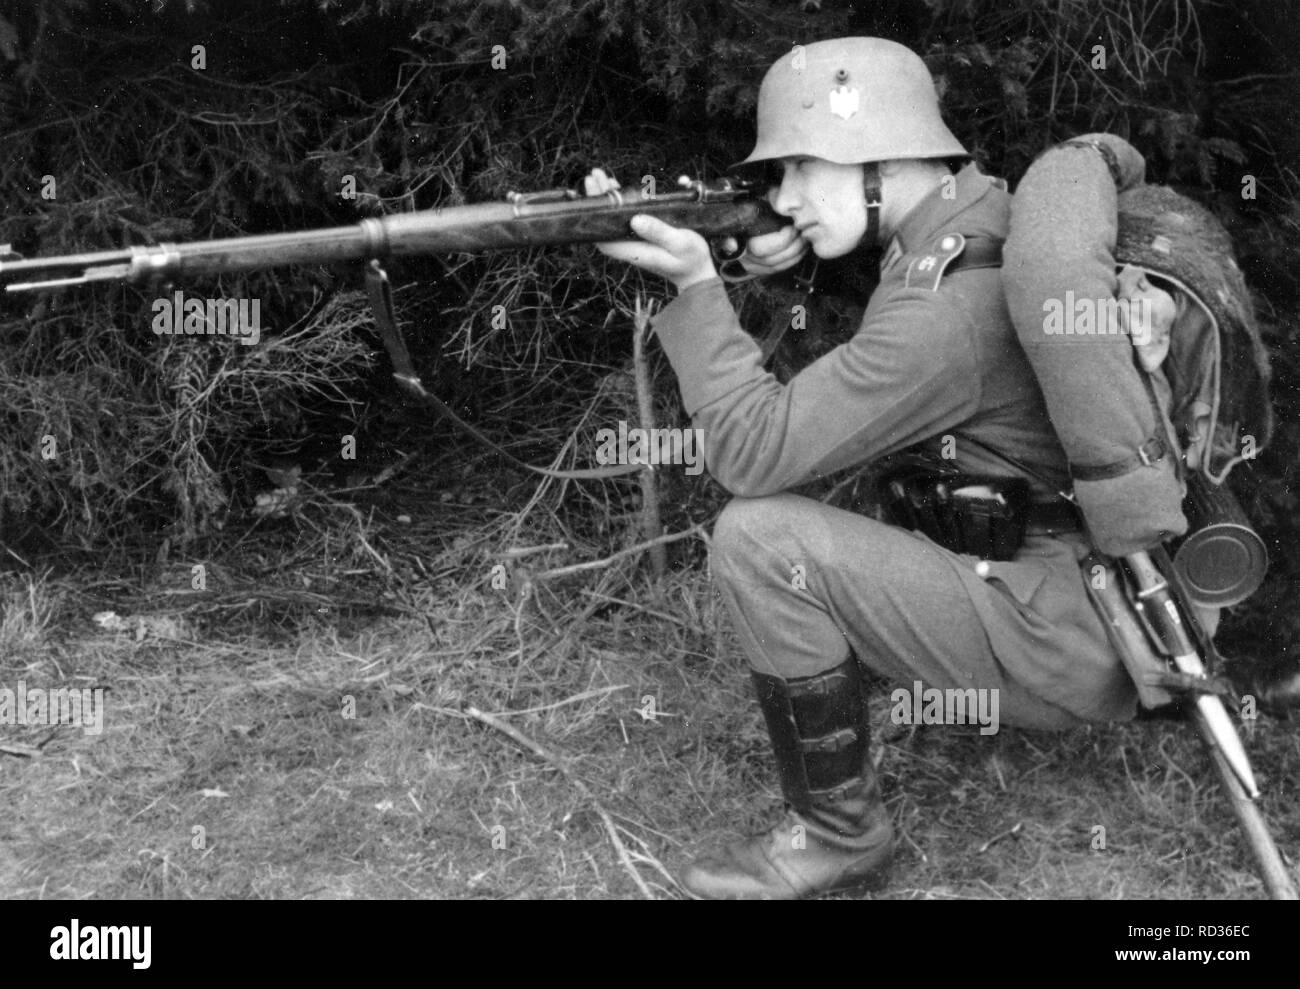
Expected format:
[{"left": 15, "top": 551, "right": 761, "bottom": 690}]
[{"left": 1003, "top": 134, "right": 1188, "bottom": 556}]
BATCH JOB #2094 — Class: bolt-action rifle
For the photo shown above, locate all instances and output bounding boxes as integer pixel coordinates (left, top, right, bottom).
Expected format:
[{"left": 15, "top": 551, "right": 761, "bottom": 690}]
[
  {"left": 0, "top": 176, "right": 780, "bottom": 292},
  {"left": 0, "top": 175, "right": 782, "bottom": 480}
]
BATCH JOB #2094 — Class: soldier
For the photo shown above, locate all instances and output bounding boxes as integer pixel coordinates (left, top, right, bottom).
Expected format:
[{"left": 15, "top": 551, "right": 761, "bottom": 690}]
[{"left": 585, "top": 38, "right": 1233, "bottom": 900}]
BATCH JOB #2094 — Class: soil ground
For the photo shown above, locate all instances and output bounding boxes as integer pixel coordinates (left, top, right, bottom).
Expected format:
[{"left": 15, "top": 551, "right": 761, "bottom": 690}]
[{"left": 1, "top": 458, "right": 1296, "bottom": 900}]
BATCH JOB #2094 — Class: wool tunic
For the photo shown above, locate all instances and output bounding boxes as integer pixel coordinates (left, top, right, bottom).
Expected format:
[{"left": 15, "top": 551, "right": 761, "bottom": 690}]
[{"left": 651, "top": 162, "right": 1140, "bottom": 724}]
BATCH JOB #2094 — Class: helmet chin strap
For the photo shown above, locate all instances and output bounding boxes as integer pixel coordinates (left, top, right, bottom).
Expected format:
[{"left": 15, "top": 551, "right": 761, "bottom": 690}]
[{"left": 863, "top": 161, "right": 883, "bottom": 247}]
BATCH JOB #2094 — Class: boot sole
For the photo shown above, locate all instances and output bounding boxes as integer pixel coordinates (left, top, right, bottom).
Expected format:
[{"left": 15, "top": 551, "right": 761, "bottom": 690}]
[
  {"left": 818, "top": 861, "right": 892, "bottom": 898},
  {"left": 677, "top": 855, "right": 893, "bottom": 900}
]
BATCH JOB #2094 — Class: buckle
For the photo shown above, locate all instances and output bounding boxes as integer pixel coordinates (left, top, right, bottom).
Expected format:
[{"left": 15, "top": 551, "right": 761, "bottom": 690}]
[{"left": 1137, "top": 436, "right": 1165, "bottom": 468}]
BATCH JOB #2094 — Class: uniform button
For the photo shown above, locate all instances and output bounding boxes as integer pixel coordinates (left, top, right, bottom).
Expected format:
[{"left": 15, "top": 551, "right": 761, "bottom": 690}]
[{"left": 940, "top": 236, "right": 958, "bottom": 250}]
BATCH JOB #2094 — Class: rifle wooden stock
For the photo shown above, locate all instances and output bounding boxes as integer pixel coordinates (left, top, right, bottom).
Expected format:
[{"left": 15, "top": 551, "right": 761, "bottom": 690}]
[{"left": 0, "top": 179, "right": 784, "bottom": 291}]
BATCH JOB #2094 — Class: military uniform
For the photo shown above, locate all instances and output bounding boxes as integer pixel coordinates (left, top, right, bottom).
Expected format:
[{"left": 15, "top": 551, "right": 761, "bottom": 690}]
[
  {"left": 651, "top": 160, "right": 1138, "bottom": 727},
  {"left": 650, "top": 37, "right": 1147, "bottom": 900},
  {"left": 638, "top": 37, "right": 1290, "bottom": 898}
]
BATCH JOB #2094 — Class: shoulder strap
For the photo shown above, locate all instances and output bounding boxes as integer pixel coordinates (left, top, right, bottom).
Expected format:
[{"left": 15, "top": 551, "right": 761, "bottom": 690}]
[
  {"left": 1068, "top": 372, "right": 1173, "bottom": 482},
  {"left": 1058, "top": 139, "right": 1124, "bottom": 186},
  {"left": 951, "top": 378, "right": 1173, "bottom": 498},
  {"left": 903, "top": 234, "right": 1003, "bottom": 291}
]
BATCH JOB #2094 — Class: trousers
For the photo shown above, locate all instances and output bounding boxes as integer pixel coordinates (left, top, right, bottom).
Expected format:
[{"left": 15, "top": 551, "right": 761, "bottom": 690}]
[{"left": 709, "top": 493, "right": 1139, "bottom": 729}]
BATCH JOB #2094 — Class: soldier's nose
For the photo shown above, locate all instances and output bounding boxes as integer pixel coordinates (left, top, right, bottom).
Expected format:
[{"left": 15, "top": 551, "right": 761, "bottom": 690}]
[{"left": 773, "top": 181, "right": 801, "bottom": 217}]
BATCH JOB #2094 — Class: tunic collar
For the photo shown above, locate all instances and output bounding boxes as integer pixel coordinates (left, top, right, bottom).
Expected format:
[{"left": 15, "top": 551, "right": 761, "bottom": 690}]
[{"left": 886, "top": 164, "right": 1004, "bottom": 265}]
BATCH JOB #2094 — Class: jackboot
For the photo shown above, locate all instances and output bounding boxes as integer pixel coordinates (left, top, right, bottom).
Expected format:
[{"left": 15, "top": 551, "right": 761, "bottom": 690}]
[{"left": 680, "top": 655, "right": 894, "bottom": 900}]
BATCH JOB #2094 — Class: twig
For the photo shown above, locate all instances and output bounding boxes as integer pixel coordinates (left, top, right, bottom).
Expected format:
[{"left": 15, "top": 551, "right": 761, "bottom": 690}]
[
  {"left": 977, "top": 822, "right": 1023, "bottom": 854},
  {"left": 0, "top": 743, "right": 43, "bottom": 759},
  {"left": 478, "top": 684, "right": 629, "bottom": 718},
  {"left": 501, "top": 542, "right": 569, "bottom": 560},
  {"left": 462, "top": 704, "right": 657, "bottom": 899},
  {"left": 901, "top": 829, "right": 928, "bottom": 864},
  {"left": 506, "top": 580, "right": 535, "bottom": 699},
  {"left": 990, "top": 753, "right": 1007, "bottom": 792},
  {"left": 579, "top": 589, "right": 698, "bottom": 628},
  {"left": 630, "top": 294, "right": 666, "bottom": 583},
  {"left": 532, "top": 525, "right": 703, "bottom": 582}
]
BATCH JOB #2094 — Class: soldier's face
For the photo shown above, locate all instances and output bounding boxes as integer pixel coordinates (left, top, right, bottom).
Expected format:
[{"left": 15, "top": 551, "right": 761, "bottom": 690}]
[{"left": 771, "top": 157, "right": 868, "bottom": 258}]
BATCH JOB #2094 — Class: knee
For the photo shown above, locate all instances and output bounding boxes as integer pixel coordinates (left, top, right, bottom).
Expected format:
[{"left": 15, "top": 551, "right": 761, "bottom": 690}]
[
  {"left": 713, "top": 495, "right": 785, "bottom": 549},
  {"left": 712, "top": 491, "right": 790, "bottom": 551},
  {"left": 711, "top": 494, "right": 842, "bottom": 585},
  {"left": 710, "top": 495, "right": 789, "bottom": 584}
]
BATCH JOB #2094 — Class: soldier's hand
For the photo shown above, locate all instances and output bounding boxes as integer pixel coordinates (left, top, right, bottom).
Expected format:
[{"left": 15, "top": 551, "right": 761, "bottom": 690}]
[
  {"left": 584, "top": 168, "right": 717, "bottom": 293},
  {"left": 735, "top": 224, "right": 809, "bottom": 277}
]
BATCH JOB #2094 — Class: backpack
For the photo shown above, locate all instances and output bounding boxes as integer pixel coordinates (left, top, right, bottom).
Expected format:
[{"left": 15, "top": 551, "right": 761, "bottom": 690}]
[{"left": 1002, "top": 135, "right": 1273, "bottom": 561}]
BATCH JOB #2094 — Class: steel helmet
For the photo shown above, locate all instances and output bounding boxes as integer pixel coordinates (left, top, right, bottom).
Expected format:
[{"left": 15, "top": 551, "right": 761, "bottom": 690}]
[
  {"left": 734, "top": 37, "right": 967, "bottom": 170},
  {"left": 1115, "top": 185, "right": 1273, "bottom": 482}
]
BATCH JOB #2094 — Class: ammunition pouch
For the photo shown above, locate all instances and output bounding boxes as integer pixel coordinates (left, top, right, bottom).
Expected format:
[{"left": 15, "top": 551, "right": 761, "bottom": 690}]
[{"left": 877, "top": 464, "right": 1044, "bottom": 561}]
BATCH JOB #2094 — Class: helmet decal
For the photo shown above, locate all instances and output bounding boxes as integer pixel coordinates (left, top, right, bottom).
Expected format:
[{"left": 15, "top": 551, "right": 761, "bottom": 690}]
[{"left": 829, "top": 85, "right": 860, "bottom": 120}]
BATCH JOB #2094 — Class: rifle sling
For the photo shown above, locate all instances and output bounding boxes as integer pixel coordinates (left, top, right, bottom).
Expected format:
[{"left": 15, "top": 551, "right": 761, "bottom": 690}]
[
  {"left": 755, "top": 257, "right": 819, "bottom": 363},
  {"left": 363, "top": 260, "right": 645, "bottom": 481}
]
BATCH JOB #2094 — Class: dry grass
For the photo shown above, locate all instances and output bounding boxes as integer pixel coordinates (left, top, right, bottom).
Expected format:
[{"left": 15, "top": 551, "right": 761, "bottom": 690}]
[{"left": 1, "top": 450, "right": 1296, "bottom": 901}]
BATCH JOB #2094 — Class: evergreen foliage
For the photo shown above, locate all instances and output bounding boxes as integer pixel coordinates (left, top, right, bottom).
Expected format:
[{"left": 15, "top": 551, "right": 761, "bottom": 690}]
[{"left": 0, "top": 0, "right": 1295, "bottom": 575}]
